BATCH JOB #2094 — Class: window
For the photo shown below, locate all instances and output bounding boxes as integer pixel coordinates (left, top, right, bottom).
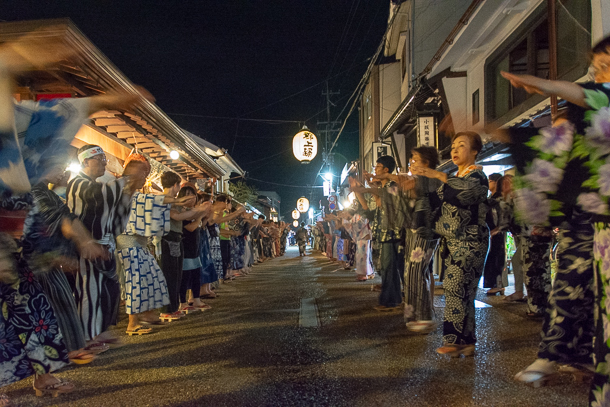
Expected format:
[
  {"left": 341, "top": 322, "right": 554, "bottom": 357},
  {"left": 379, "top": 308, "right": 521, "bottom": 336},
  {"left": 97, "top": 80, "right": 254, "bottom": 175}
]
[
  {"left": 485, "top": 0, "right": 590, "bottom": 123},
  {"left": 472, "top": 89, "right": 480, "bottom": 125},
  {"left": 401, "top": 44, "right": 406, "bottom": 80},
  {"left": 363, "top": 92, "right": 372, "bottom": 127}
]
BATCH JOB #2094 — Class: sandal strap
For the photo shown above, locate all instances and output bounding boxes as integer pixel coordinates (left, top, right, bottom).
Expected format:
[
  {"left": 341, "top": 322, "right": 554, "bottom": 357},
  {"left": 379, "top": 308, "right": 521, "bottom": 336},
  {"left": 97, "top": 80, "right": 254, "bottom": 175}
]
[{"left": 42, "top": 380, "right": 72, "bottom": 390}]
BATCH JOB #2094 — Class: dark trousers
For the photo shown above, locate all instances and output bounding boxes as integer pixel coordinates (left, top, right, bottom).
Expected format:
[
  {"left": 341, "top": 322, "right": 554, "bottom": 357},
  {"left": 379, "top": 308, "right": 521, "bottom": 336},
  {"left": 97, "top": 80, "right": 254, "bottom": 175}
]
[
  {"left": 220, "top": 239, "right": 231, "bottom": 279},
  {"left": 379, "top": 241, "right": 403, "bottom": 307},
  {"left": 161, "top": 232, "right": 183, "bottom": 313},
  {"left": 180, "top": 266, "right": 201, "bottom": 303}
]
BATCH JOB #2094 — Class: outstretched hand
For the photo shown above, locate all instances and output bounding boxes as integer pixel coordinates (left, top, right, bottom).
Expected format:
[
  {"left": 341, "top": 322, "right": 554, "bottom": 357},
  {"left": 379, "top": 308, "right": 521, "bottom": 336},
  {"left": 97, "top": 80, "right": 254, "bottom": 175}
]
[
  {"left": 500, "top": 71, "right": 550, "bottom": 97},
  {"left": 175, "top": 195, "right": 197, "bottom": 207}
]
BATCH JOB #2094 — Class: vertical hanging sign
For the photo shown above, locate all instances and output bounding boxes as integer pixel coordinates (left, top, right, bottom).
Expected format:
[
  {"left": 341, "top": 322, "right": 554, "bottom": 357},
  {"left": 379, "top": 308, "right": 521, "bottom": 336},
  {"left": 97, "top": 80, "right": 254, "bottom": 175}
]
[{"left": 417, "top": 115, "right": 436, "bottom": 147}]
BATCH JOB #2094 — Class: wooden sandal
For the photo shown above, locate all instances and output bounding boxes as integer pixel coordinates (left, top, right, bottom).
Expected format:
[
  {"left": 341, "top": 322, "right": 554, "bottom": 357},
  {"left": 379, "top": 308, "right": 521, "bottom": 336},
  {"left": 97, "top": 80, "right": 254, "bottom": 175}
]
[
  {"left": 33, "top": 376, "right": 74, "bottom": 397},
  {"left": 126, "top": 326, "right": 153, "bottom": 336},
  {"left": 83, "top": 342, "right": 110, "bottom": 354},
  {"left": 69, "top": 351, "right": 96, "bottom": 365}
]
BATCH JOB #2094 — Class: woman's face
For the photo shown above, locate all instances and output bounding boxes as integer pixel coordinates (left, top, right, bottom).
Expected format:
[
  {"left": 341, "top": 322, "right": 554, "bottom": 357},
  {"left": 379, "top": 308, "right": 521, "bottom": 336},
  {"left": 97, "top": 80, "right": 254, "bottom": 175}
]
[
  {"left": 410, "top": 152, "right": 428, "bottom": 170},
  {"left": 451, "top": 135, "right": 477, "bottom": 168},
  {"left": 502, "top": 177, "right": 513, "bottom": 196},
  {"left": 592, "top": 52, "right": 610, "bottom": 83}
]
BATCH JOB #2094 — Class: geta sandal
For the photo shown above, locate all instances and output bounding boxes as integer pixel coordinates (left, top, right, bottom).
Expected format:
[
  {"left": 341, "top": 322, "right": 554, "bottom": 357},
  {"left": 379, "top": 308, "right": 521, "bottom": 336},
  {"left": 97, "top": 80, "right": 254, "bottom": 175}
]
[
  {"left": 83, "top": 342, "right": 110, "bottom": 354},
  {"left": 126, "top": 326, "right": 153, "bottom": 336},
  {"left": 69, "top": 351, "right": 96, "bottom": 365},
  {"left": 33, "top": 376, "right": 74, "bottom": 397}
]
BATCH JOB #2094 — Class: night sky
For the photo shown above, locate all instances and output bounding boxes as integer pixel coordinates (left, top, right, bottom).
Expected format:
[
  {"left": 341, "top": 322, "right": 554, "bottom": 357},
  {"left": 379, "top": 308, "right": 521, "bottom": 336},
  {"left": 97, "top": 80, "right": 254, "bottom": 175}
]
[{"left": 2, "top": 1, "right": 389, "bottom": 216}]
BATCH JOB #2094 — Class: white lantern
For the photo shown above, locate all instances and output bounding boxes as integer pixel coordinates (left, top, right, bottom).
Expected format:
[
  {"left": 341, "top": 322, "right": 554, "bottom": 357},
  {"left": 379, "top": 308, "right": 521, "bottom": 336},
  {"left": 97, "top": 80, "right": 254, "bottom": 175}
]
[
  {"left": 292, "top": 128, "right": 317, "bottom": 164},
  {"left": 292, "top": 209, "right": 300, "bottom": 220},
  {"left": 293, "top": 220, "right": 299, "bottom": 227},
  {"left": 297, "top": 197, "right": 309, "bottom": 213}
]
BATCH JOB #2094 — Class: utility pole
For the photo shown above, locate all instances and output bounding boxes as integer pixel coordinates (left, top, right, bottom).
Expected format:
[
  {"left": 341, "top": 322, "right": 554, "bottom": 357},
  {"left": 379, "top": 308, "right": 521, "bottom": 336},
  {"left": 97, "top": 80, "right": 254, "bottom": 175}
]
[{"left": 317, "top": 81, "right": 340, "bottom": 174}]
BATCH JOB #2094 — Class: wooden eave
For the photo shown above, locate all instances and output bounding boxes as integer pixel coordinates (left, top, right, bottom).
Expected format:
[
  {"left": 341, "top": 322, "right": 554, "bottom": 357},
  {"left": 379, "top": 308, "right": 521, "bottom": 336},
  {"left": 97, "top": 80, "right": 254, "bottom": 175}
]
[{"left": 0, "top": 18, "right": 225, "bottom": 181}]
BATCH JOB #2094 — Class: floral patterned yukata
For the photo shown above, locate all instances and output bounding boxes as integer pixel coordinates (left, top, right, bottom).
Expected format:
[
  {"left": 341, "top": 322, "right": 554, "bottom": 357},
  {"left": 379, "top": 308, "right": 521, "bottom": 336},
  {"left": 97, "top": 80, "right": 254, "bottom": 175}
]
[
  {"left": 509, "top": 82, "right": 610, "bottom": 405},
  {"left": 342, "top": 212, "right": 373, "bottom": 277},
  {"left": 0, "top": 91, "right": 90, "bottom": 386}
]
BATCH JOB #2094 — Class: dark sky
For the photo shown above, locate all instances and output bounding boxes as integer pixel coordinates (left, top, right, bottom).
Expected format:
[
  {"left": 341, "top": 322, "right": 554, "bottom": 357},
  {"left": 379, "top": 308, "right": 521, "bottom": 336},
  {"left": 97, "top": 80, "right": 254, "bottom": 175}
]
[{"left": 2, "top": 1, "right": 389, "bottom": 216}]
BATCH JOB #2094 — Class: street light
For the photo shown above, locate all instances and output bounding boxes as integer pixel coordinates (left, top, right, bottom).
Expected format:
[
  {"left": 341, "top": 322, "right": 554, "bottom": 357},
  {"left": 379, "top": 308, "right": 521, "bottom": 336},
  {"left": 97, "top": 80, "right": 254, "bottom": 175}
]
[
  {"left": 67, "top": 163, "right": 82, "bottom": 173},
  {"left": 324, "top": 172, "right": 333, "bottom": 182},
  {"left": 170, "top": 150, "right": 180, "bottom": 160}
]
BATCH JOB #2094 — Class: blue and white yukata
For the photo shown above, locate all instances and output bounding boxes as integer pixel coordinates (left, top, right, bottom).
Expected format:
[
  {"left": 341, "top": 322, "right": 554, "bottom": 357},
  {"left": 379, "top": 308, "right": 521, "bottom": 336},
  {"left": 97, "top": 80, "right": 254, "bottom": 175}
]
[
  {"left": 117, "top": 193, "right": 170, "bottom": 315},
  {"left": 0, "top": 85, "right": 90, "bottom": 385}
]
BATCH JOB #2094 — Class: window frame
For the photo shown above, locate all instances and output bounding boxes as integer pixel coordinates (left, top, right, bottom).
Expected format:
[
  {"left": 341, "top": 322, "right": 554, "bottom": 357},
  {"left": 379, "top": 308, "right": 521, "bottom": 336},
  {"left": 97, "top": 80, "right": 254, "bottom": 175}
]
[{"left": 484, "top": 1, "right": 590, "bottom": 126}]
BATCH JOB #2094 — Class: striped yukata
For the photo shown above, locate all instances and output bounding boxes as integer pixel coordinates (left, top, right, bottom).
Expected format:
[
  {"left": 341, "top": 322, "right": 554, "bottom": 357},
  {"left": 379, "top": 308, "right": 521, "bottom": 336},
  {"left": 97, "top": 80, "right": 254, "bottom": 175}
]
[
  {"left": 117, "top": 193, "right": 170, "bottom": 315},
  {"left": 67, "top": 173, "right": 131, "bottom": 340},
  {"left": 403, "top": 229, "right": 438, "bottom": 322}
]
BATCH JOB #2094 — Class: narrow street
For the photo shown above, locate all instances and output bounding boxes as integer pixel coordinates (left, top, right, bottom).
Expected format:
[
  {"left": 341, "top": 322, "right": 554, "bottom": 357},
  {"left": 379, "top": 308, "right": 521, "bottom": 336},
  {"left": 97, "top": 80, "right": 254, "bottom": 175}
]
[{"left": 5, "top": 246, "right": 588, "bottom": 407}]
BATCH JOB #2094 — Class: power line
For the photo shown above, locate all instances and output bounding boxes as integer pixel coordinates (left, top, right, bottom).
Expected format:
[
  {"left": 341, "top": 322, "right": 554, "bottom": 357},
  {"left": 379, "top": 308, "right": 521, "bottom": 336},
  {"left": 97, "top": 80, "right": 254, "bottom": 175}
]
[
  {"left": 239, "top": 147, "right": 293, "bottom": 166},
  {"left": 313, "top": 5, "right": 402, "bottom": 182},
  {"left": 245, "top": 176, "right": 323, "bottom": 188},
  {"left": 167, "top": 113, "right": 301, "bottom": 124}
]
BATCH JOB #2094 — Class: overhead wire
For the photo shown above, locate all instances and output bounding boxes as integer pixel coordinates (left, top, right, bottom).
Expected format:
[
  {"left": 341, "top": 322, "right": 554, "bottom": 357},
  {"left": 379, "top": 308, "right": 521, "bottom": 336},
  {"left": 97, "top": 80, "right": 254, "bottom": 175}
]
[
  {"left": 327, "top": 0, "right": 361, "bottom": 79},
  {"left": 244, "top": 176, "right": 323, "bottom": 188},
  {"left": 313, "top": 4, "right": 402, "bottom": 182}
]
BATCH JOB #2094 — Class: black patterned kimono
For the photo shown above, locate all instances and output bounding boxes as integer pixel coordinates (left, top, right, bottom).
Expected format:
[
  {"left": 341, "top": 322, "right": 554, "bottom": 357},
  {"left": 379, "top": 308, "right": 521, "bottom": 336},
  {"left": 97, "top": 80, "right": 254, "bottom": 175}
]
[
  {"left": 21, "top": 183, "right": 87, "bottom": 353},
  {"left": 428, "top": 166, "right": 489, "bottom": 346},
  {"left": 0, "top": 91, "right": 90, "bottom": 386}
]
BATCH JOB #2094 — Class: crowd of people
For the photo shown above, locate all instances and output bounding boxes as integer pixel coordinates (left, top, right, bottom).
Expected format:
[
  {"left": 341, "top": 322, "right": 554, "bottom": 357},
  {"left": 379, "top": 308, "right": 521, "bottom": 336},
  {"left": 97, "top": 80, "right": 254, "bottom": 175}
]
[
  {"left": 0, "top": 37, "right": 295, "bottom": 405},
  {"left": 4, "top": 28, "right": 610, "bottom": 407},
  {"left": 305, "top": 32, "right": 610, "bottom": 407}
]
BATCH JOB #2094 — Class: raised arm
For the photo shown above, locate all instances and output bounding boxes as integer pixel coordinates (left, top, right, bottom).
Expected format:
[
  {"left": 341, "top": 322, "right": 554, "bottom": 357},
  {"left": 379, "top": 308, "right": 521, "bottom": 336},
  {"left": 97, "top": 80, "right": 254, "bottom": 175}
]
[{"left": 501, "top": 71, "right": 587, "bottom": 108}]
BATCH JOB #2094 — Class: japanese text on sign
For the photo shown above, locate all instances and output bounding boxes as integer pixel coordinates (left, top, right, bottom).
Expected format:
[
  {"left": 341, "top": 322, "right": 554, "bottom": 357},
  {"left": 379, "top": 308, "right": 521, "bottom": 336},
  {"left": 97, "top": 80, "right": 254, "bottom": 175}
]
[{"left": 417, "top": 116, "right": 436, "bottom": 147}]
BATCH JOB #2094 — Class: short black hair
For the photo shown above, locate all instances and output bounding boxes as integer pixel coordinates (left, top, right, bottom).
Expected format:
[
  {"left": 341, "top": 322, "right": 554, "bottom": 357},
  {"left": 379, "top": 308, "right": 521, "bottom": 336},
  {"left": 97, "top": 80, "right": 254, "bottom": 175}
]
[
  {"left": 258, "top": 215, "right": 266, "bottom": 220},
  {"left": 376, "top": 155, "right": 396, "bottom": 173},
  {"left": 300, "top": 222, "right": 305, "bottom": 227},
  {"left": 489, "top": 173, "right": 502, "bottom": 182},
  {"left": 411, "top": 146, "right": 439, "bottom": 169},
  {"left": 161, "top": 171, "right": 182, "bottom": 188},
  {"left": 592, "top": 34, "right": 610, "bottom": 56},
  {"left": 177, "top": 185, "right": 196, "bottom": 198},
  {"left": 216, "top": 194, "right": 231, "bottom": 203}
]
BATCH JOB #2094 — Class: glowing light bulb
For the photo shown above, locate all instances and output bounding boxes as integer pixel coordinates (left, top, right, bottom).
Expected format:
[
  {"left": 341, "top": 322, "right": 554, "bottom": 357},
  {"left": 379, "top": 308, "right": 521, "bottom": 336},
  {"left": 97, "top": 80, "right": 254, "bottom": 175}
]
[
  {"left": 324, "top": 172, "right": 333, "bottom": 181},
  {"left": 67, "top": 163, "right": 82, "bottom": 173},
  {"left": 170, "top": 150, "right": 180, "bottom": 160}
]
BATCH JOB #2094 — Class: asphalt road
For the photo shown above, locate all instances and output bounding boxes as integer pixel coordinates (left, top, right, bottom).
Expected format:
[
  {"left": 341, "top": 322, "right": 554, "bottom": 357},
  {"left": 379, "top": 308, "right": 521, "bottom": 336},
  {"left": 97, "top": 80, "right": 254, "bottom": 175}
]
[{"left": 3, "top": 246, "right": 589, "bottom": 406}]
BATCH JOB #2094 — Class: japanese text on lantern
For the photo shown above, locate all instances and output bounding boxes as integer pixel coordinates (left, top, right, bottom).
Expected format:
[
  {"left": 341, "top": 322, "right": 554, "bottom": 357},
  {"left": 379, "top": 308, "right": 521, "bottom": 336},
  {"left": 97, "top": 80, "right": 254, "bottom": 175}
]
[
  {"left": 293, "top": 130, "right": 317, "bottom": 163},
  {"left": 417, "top": 116, "right": 435, "bottom": 147}
]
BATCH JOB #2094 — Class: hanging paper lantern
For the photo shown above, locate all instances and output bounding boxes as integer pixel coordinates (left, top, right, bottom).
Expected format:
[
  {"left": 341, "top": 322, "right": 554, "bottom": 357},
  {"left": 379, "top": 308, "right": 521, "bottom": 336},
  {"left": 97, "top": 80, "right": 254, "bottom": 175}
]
[
  {"left": 292, "top": 128, "right": 317, "bottom": 164},
  {"left": 292, "top": 209, "right": 300, "bottom": 220},
  {"left": 297, "top": 197, "right": 309, "bottom": 213},
  {"left": 293, "top": 220, "right": 299, "bottom": 227}
]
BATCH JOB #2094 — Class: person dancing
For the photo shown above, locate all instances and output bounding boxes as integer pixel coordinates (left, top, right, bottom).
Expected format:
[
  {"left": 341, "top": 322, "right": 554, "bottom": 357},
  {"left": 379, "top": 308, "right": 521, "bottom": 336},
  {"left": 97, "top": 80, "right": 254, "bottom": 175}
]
[{"left": 412, "top": 132, "right": 489, "bottom": 356}]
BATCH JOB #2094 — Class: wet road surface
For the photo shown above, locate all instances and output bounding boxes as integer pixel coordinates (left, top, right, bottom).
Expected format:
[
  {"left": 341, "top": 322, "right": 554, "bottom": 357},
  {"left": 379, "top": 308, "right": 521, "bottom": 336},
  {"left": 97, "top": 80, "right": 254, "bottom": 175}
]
[{"left": 3, "top": 246, "right": 589, "bottom": 406}]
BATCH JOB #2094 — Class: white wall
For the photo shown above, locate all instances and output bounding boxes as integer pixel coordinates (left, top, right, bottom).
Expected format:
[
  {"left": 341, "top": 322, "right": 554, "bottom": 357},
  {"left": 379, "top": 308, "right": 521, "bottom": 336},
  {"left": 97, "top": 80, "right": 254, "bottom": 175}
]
[
  {"left": 412, "top": 0, "right": 473, "bottom": 76},
  {"left": 378, "top": 62, "right": 401, "bottom": 132}
]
